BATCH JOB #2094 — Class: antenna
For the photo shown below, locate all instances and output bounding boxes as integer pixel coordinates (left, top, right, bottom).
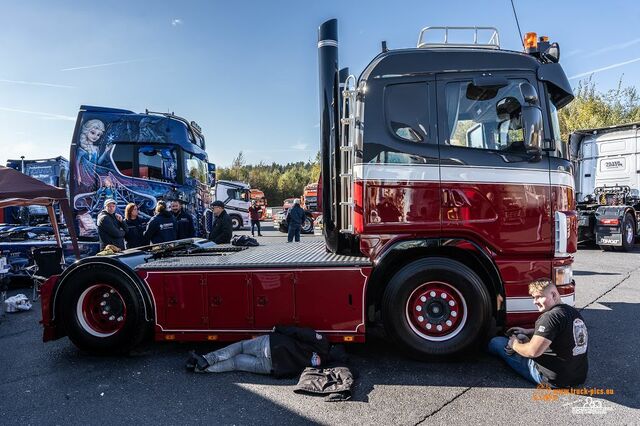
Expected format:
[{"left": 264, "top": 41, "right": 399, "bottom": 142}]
[{"left": 510, "top": 0, "right": 525, "bottom": 49}]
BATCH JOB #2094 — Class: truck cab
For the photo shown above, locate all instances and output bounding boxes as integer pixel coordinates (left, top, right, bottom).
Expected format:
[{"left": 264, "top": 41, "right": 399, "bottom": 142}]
[
  {"left": 214, "top": 180, "right": 251, "bottom": 230},
  {"left": 571, "top": 123, "right": 640, "bottom": 250}
]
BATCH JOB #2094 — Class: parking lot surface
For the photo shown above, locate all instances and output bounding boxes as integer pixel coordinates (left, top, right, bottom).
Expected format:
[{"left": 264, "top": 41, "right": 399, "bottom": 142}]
[{"left": 1, "top": 224, "right": 638, "bottom": 425}]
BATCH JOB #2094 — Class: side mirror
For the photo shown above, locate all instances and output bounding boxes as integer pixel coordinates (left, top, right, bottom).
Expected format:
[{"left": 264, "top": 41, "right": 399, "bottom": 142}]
[
  {"left": 519, "top": 82, "right": 539, "bottom": 105},
  {"left": 541, "top": 42, "right": 560, "bottom": 63},
  {"left": 208, "top": 163, "right": 216, "bottom": 187}
]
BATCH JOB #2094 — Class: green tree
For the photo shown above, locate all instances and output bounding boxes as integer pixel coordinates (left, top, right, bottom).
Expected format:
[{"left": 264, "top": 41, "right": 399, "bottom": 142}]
[{"left": 559, "top": 77, "right": 640, "bottom": 141}]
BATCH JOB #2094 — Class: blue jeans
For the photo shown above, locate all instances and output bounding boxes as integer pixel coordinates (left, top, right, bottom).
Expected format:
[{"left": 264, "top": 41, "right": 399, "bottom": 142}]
[
  {"left": 488, "top": 336, "right": 543, "bottom": 385},
  {"left": 202, "top": 335, "right": 272, "bottom": 374},
  {"left": 287, "top": 224, "right": 301, "bottom": 242}
]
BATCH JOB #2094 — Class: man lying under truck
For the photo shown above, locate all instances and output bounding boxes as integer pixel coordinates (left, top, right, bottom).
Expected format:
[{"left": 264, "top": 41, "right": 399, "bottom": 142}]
[
  {"left": 186, "top": 326, "right": 350, "bottom": 377},
  {"left": 488, "top": 279, "right": 589, "bottom": 388}
]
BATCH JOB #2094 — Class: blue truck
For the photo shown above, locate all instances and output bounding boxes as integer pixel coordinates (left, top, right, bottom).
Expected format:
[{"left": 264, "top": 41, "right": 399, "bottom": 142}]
[{"left": 1, "top": 105, "right": 215, "bottom": 280}]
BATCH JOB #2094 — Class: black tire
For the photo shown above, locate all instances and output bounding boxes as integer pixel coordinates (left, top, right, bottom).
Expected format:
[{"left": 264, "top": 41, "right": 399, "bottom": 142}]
[
  {"left": 230, "top": 215, "right": 242, "bottom": 230},
  {"left": 301, "top": 215, "right": 314, "bottom": 234},
  {"left": 58, "top": 264, "right": 149, "bottom": 354},
  {"left": 382, "top": 257, "right": 492, "bottom": 358},
  {"left": 621, "top": 212, "right": 636, "bottom": 252},
  {"left": 278, "top": 221, "right": 288, "bottom": 233},
  {"left": 600, "top": 245, "right": 615, "bottom": 252}
]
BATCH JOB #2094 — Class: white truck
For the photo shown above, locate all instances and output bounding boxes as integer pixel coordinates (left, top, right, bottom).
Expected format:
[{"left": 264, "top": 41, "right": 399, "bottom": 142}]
[
  {"left": 570, "top": 123, "right": 640, "bottom": 251},
  {"left": 214, "top": 180, "right": 251, "bottom": 230}
]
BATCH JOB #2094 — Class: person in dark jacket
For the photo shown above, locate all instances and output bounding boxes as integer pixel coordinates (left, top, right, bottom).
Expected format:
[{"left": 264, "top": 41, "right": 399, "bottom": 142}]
[
  {"left": 171, "top": 200, "right": 195, "bottom": 239},
  {"left": 143, "top": 200, "right": 177, "bottom": 244},
  {"left": 97, "top": 199, "right": 128, "bottom": 250},
  {"left": 248, "top": 200, "right": 263, "bottom": 237},
  {"left": 208, "top": 200, "right": 233, "bottom": 244},
  {"left": 186, "top": 326, "right": 331, "bottom": 377},
  {"left": 286, "top": 199, "right": 306, "bottom": 242},
  {"left": 123, "top": 203, "right": 148, "bottom": 249}
]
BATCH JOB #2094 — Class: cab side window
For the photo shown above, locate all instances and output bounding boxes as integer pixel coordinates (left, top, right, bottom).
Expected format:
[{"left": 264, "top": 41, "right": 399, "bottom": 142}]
[
  {"left": 444, "top": 79, "right": 529, "bottom": 151},
  {"left": 385, "top": 82, "right": 430, "bottom": 143}
]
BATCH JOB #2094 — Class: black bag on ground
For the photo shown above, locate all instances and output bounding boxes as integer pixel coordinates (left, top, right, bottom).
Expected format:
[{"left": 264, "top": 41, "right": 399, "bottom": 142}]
[
  {"left": 293, "top": 366, "right": 354, "bottom": 402},
  {"left": 231, "top": 235, "right": 259, "bottom": 247}
]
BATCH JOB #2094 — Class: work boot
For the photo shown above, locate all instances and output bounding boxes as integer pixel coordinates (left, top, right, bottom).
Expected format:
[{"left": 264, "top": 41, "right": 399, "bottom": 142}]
[{"left": 185, "top": 350, "right": 210, "bottom": 372}]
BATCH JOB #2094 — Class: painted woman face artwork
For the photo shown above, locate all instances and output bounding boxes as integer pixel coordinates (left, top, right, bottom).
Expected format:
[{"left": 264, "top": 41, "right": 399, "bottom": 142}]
[{"left": 79, "top": 119, "right": 105, "bottom": 153}]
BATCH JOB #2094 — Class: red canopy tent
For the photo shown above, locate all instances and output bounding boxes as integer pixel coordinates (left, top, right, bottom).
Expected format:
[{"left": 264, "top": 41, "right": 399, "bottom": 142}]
[{"left": 0, "top": 166, "right": 80, "bottom": 257}]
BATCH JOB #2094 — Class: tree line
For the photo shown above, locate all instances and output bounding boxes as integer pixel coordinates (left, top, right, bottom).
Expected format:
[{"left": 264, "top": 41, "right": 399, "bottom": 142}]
[{"left": 216, "top": 151, "right": 320, "bottom": 207}]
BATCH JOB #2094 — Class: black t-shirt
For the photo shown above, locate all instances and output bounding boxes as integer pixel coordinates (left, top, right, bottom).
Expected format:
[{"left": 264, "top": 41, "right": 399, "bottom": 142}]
[{"left": 533, "top": 304, "right": 589, "bottom": 387}]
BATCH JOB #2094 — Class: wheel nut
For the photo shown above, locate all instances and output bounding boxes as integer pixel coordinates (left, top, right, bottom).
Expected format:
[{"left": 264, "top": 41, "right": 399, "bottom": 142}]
[
  {"left": 110, "top": 289, "right": 115, "bottom": 294},
  {"left": 446, "top": 320, "right": 452, "bottom": 326},
  {"left": 426, "top": 323, "right": 432, "bottom": 330},
  {"left": 418, "top": 316, "right": 424, "bottom": 322},
  {"left": 437, "top": 325, "right": 443, "bottom": 331},
  {"left": 109, "top": 315, "right": 115, "bottom": 321},
  {"left": 441, "top": 293, "right": 447, "bottom": 299},
  {"left": 449, "top": 300, "right": 455, "bottom": 306},
  {"left": 430, "top": 291, "right": 436, "bottom": 297},
  {"left": 103, "top": 293, "right": 109, "bottom": 298},
  {"left": 451, "top": 311, "right": 457, "bottom": 317},
  {"left": 100, "top": 301, "right": 106, "bottom": 306},
  {"left": 117, "top": 316, "right": 123, "bottom": 322},
  {"left": 102, "top": 310, "right": 108, "bottom": 315},
  {"left": 420, "top": 296, "right": 426, "bottom": 302},
  {"left": 416, "top": 305, "right": 422, "bottom": 312}
]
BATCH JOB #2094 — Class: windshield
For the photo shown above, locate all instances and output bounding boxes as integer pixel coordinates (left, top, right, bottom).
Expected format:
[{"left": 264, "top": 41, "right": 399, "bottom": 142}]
[
  {"left": 184, "top": 152, "right": 208, "bottom": 184},
  {"left": 547, "top": 91, "right": 568, "bottom": 159}
]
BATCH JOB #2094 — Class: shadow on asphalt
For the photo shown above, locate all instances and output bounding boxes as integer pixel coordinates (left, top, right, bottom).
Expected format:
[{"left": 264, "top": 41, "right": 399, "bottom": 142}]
[{"left": 1, "top": 290, "right": 638, "bottom": 417}]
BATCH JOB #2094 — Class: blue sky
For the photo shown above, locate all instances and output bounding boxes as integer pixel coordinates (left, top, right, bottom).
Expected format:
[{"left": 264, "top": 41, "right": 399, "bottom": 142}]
[{"left": 1, "top": 0, "right": 639, "bottom": 167}]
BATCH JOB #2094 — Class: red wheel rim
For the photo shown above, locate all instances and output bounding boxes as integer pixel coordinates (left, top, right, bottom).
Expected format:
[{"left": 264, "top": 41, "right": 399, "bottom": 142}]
[
  {"left": 76, "top": 284, "right": 127, "bottom": 337},
  {"left": 405, "top": 281, "right": 467, "bottom": 341}
]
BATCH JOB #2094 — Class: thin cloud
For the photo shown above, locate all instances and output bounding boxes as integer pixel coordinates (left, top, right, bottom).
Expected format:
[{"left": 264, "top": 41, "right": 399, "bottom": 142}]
[
  {"left": 0, "top": 106, "right": 75, "bottom": 121},
  {"left": 585, "top": 37, "right": 640, "bottom": 58},
  {"left": 172, "top": 18, "right": 183, "bottom": 26},
  {"left": 0, "top": 78, "right": 74, "bottom": 89},
  {"left": 569, "top": 56, "right": 640, "bottom": 80},
  {"left": 291, "top": 142, "right": 308, "bottom": 150},
  {"left": 60, "top": 58, "right": 152, "bottom": 72}
]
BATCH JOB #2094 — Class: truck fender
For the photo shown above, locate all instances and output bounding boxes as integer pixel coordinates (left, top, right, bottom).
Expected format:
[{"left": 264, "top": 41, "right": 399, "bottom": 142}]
[
  {"left": 50, "top": 257, "right": 154, "bottom": 324},
  {"left": 366, "top": 238, "right": 505, "bottom": 324}
]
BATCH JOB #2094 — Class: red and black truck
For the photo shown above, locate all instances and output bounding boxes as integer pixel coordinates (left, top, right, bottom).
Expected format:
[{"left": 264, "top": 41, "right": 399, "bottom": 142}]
[{"left": 40, "top": 20, "right": 577, "bottom": 358}]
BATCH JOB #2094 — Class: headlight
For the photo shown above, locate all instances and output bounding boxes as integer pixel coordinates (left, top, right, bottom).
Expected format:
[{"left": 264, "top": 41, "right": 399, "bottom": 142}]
[{"left": 553, "top": 265, "right": 573, "bottom": 285}]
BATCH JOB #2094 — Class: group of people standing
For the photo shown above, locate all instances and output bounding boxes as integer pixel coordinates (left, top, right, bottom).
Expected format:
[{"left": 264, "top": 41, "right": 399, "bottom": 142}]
[
  {"left": 97, "top": 198, "right": 197, "bottom": 250},
  {"left": 97, "top": 196, "right": 307, "bottom": 250}
]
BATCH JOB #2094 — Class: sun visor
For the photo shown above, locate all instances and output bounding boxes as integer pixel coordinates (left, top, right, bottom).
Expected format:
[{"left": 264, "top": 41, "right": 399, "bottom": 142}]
[{"left": 537, "top": 62, "right": 574, "bottom": 108}]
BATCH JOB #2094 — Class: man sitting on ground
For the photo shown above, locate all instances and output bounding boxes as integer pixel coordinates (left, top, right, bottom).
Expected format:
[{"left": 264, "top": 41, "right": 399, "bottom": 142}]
[{"left": 488, "top": 278, "right": 588, "bottom": 388}]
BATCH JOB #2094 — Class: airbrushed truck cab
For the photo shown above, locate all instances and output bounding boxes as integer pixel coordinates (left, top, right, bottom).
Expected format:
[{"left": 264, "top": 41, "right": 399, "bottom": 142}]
[{"left": 40, "top": 20, "right": 577, "bottom": 358}]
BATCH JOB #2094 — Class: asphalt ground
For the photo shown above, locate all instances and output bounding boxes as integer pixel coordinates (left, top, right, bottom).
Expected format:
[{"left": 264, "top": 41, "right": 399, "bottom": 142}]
[{"left": 0, "top": 222, "right": 638, "bottom": 425}]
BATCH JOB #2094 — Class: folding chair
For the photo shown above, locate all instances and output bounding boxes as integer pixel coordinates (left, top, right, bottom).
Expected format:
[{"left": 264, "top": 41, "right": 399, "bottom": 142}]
[{"left": 29, "top": 247, "right": 63, "bottom": 301}]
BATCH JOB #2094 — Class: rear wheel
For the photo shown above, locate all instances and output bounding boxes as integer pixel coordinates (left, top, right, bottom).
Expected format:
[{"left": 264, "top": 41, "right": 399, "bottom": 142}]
[
  {"left": 59, "top": 265, "right": 149, "bottom": 354},
  {"left": 230, "top": 215, "right": 242, "bottom": 230},
  {"left": 382, "top": 257, "right": 492, "bottom": 358},
  {"left": 621, "top": 212, "right": 636, "bottom": 252}
]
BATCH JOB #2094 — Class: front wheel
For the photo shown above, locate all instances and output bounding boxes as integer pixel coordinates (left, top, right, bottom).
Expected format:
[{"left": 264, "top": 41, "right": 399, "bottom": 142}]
[
  {"left": 382, "top": 257, "right": 492, "bottom": 358},
  {"left": 59, "top": 264, "right": 149, "bottom": 354},
  {"left": 230, "top": 215, "right": 242, "bottom": 230}
]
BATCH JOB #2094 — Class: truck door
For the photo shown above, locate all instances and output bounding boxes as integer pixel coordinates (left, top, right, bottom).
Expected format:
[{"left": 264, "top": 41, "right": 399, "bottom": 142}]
[
  {"left": 436, "top": 73, "right": 552, "bottom": 254},
  {"left": 360, "top": 76, "right": 440, "bottom": 233}
]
